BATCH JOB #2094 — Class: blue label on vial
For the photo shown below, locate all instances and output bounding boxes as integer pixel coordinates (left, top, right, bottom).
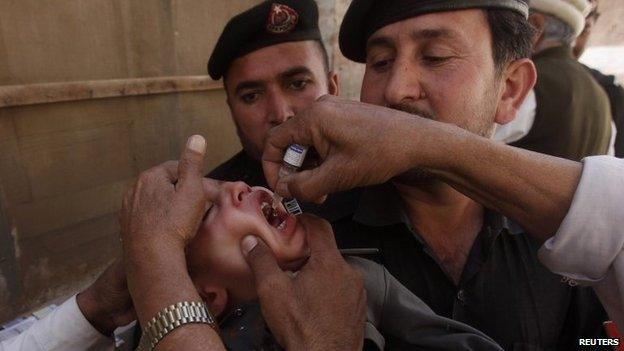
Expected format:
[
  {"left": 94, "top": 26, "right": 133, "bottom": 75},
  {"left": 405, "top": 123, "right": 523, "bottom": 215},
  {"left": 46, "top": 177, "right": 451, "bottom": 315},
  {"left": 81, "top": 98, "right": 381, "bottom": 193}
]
[{"left": 289, "top": 144, "right": 305, "bottom": 154}]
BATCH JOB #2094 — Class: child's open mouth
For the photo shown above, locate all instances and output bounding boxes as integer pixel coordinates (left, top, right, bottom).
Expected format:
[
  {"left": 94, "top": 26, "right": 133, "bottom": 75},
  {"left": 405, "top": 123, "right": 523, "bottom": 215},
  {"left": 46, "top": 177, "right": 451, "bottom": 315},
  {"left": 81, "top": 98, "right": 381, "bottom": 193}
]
[{"left": 255, "top": 189, "right": 290, "bottom": 231}]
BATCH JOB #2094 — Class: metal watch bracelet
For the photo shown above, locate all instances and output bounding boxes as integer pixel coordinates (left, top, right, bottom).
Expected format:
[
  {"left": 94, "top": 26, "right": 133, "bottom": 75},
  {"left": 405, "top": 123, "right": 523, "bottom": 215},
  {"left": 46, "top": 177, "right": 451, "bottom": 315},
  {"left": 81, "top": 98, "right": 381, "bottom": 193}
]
[{"left": 136, "top": 301, "right": 216, "bottom": 351}]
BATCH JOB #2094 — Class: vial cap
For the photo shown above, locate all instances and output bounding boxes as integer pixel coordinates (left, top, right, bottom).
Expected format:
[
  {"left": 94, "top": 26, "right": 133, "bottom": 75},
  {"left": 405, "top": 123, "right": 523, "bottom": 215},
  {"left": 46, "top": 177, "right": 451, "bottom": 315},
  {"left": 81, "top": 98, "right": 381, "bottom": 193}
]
[{"left": 283, "top": 144, "right": 308, "bottom": 168}]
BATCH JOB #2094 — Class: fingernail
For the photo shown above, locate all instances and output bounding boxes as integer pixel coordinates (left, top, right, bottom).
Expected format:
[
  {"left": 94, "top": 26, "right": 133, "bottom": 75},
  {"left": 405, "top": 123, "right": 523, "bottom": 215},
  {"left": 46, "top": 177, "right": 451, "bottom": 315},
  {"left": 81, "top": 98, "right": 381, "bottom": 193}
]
[
  {"left": 241, "top": 236, "right": 258, "bottom": 256},
  {"left": 187, "top": 135, "right": 206, "bottom": 153}
]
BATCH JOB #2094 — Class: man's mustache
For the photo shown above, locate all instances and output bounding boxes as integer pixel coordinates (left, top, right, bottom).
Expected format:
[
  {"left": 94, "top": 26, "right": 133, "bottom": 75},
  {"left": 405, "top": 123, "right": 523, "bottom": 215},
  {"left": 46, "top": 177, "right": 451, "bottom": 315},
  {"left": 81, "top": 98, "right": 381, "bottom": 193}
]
[{"left": 387, "top": 104, "right": 436, "bottom": 121}]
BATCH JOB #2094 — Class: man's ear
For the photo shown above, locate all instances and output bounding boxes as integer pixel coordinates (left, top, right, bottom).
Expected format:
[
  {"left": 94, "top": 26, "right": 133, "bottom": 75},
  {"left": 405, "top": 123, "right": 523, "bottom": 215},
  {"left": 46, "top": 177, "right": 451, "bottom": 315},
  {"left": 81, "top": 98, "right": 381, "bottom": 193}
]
[
  {"left": 328, "top": 71, "right": 339, "bottom": 96},
  {"left": 528, "top": 13, "right": 546, "bottom": 48},
  {"left": 494, "top": 58, "right": 537, "bottom": 125},
  {"left": 197, "top": 284, "right": 229, "bottom": 317}
]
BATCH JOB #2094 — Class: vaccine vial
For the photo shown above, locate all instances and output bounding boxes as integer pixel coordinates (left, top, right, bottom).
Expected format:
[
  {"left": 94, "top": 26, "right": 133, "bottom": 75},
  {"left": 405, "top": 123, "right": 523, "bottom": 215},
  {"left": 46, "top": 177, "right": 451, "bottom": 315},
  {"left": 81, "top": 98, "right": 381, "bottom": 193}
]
[{"left": 276, "top": 144, "right": 308, "bottom": 215}]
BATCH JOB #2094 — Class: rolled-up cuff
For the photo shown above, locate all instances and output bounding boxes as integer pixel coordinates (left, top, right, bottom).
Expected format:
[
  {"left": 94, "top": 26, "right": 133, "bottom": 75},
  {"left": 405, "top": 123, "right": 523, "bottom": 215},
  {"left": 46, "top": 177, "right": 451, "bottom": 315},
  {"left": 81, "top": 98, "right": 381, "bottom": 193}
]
[{"left": 538, "top": 156, "right": 624, "bottom": 284}]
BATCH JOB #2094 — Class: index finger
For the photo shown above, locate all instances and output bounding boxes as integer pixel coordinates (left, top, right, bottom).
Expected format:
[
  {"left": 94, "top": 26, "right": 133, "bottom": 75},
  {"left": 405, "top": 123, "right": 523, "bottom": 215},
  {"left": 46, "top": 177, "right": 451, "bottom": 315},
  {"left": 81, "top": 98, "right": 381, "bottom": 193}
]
[{"left": 262, "top": 116, "right": 314, "bottom": 190}]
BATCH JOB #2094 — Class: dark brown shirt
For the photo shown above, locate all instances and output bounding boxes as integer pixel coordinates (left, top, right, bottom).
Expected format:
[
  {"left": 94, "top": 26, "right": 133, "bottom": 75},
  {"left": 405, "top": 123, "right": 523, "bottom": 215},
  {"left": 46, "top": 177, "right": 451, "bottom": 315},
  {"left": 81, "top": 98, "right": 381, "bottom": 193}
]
[{"left": 333, "top": 183, "right": 609, "bottom": 351}]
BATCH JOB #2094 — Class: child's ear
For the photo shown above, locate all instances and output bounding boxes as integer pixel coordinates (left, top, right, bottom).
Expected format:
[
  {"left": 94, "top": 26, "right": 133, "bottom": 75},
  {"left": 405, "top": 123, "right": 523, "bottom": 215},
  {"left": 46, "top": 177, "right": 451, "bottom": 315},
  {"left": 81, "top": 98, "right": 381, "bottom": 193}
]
[{"left": 198, "top": 285, "right": 228, "bottom": 317}]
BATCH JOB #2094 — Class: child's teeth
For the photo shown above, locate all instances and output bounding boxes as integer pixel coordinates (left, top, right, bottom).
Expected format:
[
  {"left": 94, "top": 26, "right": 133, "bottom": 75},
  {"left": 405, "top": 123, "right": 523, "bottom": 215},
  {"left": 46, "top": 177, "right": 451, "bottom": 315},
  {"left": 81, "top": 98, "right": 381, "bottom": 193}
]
[{"left": 277, "top": 220, "right": 286, "bottom": 230}]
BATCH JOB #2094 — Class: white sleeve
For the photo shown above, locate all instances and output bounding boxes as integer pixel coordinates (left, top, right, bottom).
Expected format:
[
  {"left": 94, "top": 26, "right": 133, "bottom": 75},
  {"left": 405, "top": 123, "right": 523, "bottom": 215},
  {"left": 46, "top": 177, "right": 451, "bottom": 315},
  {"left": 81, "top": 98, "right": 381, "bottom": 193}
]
[
  {"left": 0, "top": 296, "right": 114, "bottom": 351},
  {"left": 538, "top": 156, "right": 624, "bottom": 331}
]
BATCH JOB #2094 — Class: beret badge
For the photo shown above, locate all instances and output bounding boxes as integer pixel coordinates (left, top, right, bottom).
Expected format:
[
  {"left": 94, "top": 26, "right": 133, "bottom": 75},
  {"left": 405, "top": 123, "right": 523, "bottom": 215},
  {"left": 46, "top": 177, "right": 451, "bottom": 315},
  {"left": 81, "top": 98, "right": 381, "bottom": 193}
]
[{"left": 266, "top": 3, "right": 299, "bottom": 34}]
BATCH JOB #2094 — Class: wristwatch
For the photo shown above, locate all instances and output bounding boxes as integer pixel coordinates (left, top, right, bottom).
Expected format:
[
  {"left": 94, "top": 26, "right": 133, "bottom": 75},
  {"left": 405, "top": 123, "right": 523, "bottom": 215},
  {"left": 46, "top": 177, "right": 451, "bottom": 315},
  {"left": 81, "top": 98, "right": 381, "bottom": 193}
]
[{"left": 137, "top": 301, "right": 216, "bottom": 351}]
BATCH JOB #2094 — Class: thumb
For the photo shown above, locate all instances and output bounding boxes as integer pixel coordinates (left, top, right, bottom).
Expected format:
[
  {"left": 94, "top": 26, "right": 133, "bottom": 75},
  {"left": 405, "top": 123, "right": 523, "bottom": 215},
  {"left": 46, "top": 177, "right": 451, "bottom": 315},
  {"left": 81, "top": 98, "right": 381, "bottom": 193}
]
[
  {"left": 177, "top": 135, "right": 207, "bottom": 190},
  {"left": 241, "top": 236, "right": 287, "bottom": 289}
]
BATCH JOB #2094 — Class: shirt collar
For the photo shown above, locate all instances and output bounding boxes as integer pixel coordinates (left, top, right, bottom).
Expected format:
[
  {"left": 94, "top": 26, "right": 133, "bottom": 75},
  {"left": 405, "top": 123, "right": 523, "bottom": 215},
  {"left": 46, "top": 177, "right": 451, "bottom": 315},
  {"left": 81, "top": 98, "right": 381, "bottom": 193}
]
[
  {"left": 353, "top": 183, "right": 523, "bottom": 236},
  {"left": 353, "top": 183, "right": 410, "bottom": 227}
]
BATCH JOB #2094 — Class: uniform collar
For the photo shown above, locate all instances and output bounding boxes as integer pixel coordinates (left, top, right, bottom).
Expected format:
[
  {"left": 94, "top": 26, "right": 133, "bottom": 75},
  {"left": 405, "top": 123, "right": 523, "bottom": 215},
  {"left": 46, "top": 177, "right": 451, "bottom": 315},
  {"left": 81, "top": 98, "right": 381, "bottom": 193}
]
[
  {"left": 353, "top": 183, "right": 409, "bottom": 226},
  {"left": 353, "top": 183, "right": 523, "bottom": 236},
  {"left": 353, "top": 183, "right": 526, "bottom": 286}
]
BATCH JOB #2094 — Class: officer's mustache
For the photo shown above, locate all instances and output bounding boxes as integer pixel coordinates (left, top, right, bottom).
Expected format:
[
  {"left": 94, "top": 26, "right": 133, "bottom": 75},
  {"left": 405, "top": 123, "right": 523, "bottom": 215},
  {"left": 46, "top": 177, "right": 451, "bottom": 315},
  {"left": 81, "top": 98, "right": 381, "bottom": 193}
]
[{"left": 388, "top": 103, "right": 436, "bottom": 121}]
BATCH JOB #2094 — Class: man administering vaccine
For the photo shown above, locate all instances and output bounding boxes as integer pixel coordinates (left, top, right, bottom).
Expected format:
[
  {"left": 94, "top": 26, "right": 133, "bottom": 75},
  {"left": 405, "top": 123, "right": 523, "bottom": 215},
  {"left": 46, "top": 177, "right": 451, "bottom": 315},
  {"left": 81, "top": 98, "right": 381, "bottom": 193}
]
[{"left": 256, "top": 0, "right": 610, "bottom": 349}]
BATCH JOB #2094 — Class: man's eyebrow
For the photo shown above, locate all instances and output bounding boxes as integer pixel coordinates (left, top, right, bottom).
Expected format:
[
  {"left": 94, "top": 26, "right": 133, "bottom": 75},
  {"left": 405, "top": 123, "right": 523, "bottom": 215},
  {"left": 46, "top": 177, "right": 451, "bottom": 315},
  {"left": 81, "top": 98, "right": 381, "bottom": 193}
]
[
  {"left": 366, "top": 36, "right": 394, "bottom": 53},
  {"left": 235, "top": 80, "right": 263, "bottom": 95},
  {"left": 410, "top": 28, "right": 456, "bottom": 41},
  {"left": 367, "top": 28, "right": 458, "bottom": 53},
  {"left": 279, "top": 66, "right": 314, "bottom": 80}
]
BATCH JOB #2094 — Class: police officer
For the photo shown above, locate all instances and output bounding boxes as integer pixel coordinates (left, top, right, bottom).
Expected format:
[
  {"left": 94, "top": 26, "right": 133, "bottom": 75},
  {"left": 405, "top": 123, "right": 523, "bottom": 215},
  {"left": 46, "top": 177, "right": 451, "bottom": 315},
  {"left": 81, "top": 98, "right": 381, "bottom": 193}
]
[
  {"left": 254, "top": 0, "right": 609, "bottom": 349},
  {"left": 206, "top": 0, "right": 360, "bottom": 222}
]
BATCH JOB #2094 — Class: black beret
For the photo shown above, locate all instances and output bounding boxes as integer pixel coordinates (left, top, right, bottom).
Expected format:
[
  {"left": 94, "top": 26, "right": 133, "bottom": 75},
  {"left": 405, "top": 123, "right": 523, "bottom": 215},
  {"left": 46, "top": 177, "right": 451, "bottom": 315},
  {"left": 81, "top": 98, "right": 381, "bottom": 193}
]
[
  {"left": 208, "top": 0, "right": 322, "bottom": 80},
  {"left": 339, "top": 0, "right": 530, "bottom": 63}
]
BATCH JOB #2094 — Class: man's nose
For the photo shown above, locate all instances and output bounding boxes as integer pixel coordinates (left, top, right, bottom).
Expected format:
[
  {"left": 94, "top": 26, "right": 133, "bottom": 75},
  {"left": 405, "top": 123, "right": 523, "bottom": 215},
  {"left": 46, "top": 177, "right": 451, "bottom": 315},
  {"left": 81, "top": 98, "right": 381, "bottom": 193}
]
[
  {"left": 266, "top": 91, "right": 295, "bottom": 126},
  {"left": 383, "top": 58, "right": 424, "bottom": 107}
]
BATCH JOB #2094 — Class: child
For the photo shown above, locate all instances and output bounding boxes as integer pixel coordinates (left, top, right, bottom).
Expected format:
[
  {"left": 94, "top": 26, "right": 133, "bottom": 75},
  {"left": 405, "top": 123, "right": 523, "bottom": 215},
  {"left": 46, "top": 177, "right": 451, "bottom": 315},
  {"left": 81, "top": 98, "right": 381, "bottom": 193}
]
[{"left": 179, "top": 181, "right": 502, "bottom": 350}]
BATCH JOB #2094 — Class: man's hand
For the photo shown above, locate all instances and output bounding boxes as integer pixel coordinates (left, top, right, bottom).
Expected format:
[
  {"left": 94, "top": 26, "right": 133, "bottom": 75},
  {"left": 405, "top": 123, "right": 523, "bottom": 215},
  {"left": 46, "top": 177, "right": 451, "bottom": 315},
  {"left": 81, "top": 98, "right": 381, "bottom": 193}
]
[
  {"left": 241, "top": 215, "right": 367, "bottom": 351},
  {"left": 120, "top": 135, "right": 209, "bottom": 249},
  {"left": 120, "top": 135, "right": 225, "bottom": 350},
  {"left": 262, "top": 95, "right": 457, "bottom": 202},
  {"left": 76, "top": 259, "right": 135, "bottom": 336}
]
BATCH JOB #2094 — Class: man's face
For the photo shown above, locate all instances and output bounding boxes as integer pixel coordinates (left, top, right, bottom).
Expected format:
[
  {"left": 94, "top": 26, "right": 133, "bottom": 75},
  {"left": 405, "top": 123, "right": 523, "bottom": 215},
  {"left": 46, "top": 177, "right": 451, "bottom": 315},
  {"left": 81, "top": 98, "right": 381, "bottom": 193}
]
[
  {"left": 225, "top": 41, "right": 335, "bottom": 160},
  {"left": 187, "top": 181, "right": 308, "bottom": 304},
  {"left": 361, "top": 9, "right": 502, "bottom": 138}
]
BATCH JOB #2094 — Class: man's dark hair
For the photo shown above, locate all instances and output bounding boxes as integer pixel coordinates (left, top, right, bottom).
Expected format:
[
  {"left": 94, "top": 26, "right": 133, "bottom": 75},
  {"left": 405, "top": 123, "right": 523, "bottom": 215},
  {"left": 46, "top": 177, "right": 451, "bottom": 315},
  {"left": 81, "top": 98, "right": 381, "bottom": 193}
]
[{"left": 486, "top": 9, "right": 536, "bottom": 71}]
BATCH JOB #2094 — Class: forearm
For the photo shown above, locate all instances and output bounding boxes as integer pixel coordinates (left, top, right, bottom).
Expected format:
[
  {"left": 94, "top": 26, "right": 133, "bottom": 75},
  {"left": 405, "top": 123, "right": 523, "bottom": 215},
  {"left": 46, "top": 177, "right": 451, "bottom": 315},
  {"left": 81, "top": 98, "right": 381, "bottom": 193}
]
[
  {"left": 124, "top": 241, "right": 224, "bottom": 351},
  {"left": 420, "top": 124, "right": 582, "bottom": 240},
  {"left": 76, "top": 290, "right": 116, "bottom": 336}
]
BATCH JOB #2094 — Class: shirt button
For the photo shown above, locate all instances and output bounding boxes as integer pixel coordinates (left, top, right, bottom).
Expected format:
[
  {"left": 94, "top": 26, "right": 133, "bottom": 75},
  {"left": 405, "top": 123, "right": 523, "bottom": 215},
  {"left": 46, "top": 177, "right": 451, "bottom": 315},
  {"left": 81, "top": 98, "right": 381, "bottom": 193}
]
[
  {"left": 234, "top": 307, "right": 244, "bottom": 317},
  {"left": 457, "top": 289, "right": 466, "bottom": 305}
]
